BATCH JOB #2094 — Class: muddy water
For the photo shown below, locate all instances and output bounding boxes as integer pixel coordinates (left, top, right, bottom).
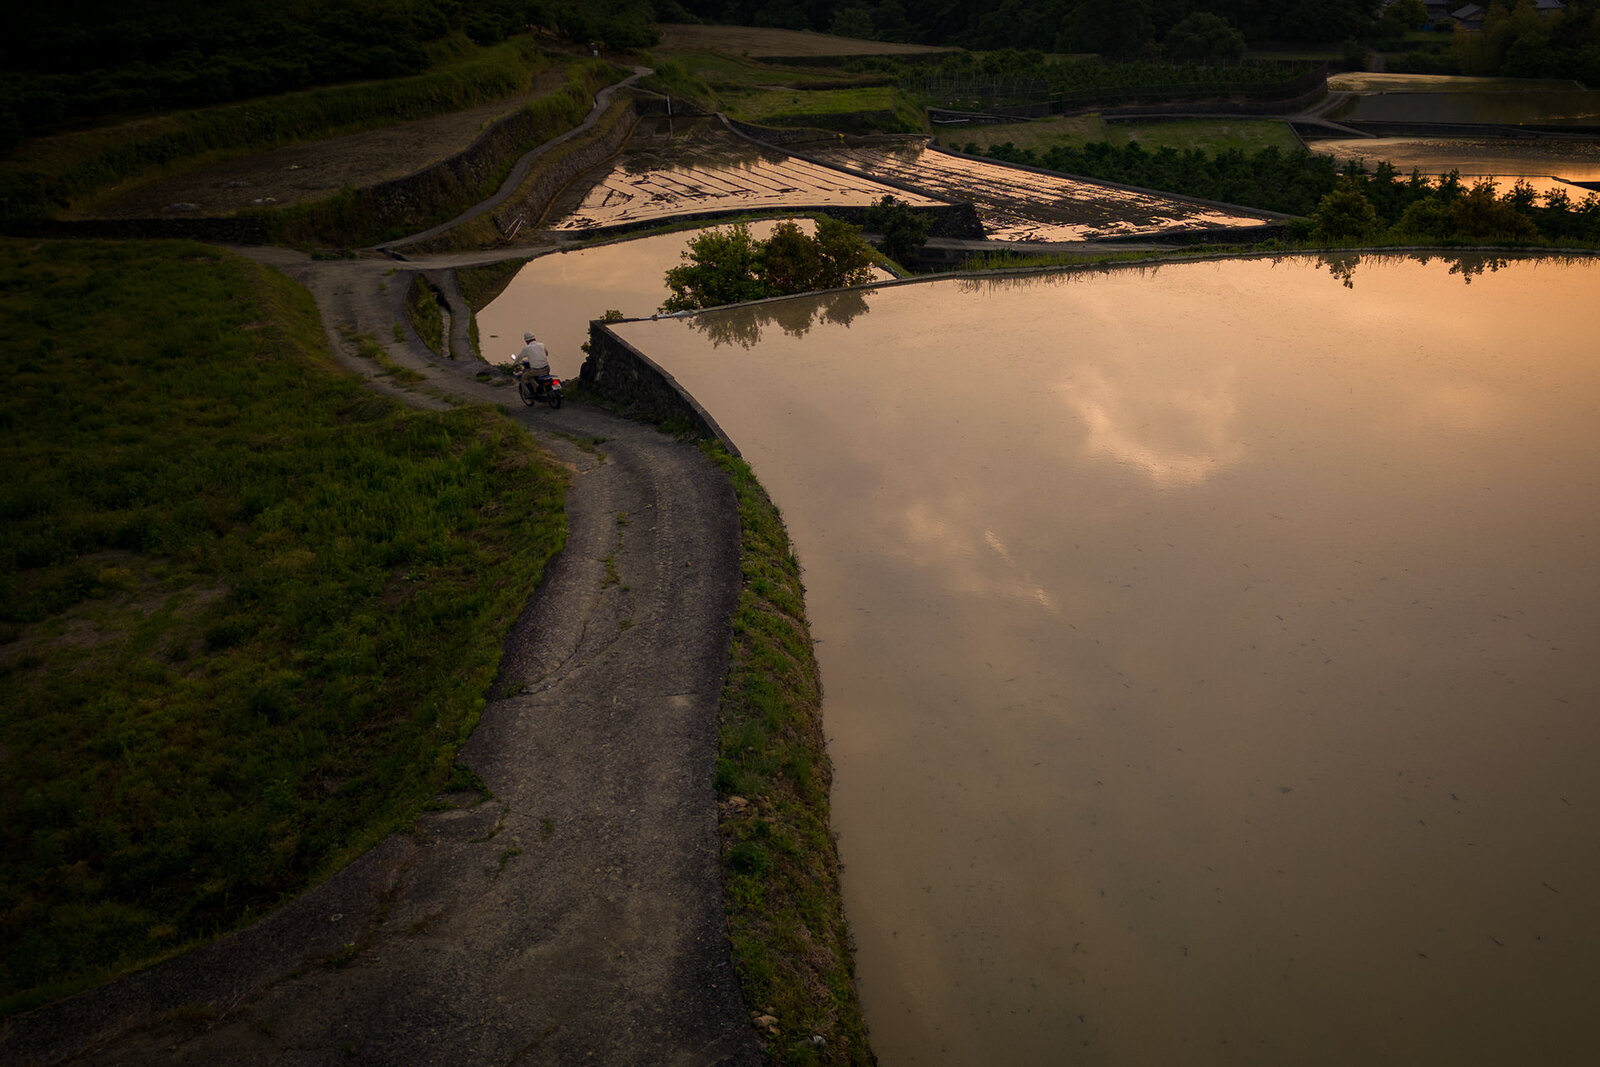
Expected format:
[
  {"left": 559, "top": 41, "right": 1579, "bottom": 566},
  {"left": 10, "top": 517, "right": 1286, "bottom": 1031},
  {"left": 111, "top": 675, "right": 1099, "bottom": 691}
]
[
  {"left": 613, "top": 254, "right": 1600, "bottom": 1065},
  {"left": 1310, "top": 136, "right": 1600, "bottom": 196}
]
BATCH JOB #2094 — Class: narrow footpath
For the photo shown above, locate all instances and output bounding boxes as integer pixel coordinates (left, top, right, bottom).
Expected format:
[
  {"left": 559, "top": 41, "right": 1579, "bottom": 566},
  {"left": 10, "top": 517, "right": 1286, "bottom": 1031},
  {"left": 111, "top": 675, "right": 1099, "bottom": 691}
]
[{"left": 0, "top": 71, "right": 765, "bottom": 1067}]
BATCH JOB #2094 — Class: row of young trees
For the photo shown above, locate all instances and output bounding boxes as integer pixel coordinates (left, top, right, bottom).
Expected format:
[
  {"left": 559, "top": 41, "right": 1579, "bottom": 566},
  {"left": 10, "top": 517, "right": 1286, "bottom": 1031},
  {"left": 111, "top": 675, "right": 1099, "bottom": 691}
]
[{"left": 973, "top": 137, "right": 1600, "bottom": 244}]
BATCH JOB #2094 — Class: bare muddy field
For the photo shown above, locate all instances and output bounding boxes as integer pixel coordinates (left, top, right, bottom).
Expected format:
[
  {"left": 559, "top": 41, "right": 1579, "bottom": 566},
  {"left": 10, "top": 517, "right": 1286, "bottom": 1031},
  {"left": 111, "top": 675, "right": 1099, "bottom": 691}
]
[
  {"left": 612, "top": 253, "right": 1600, "bottom": 1066},
  {"left": 545, "top": 116, "right": 939, "bottom": 231},
  {"left": 76, "top": 71, "right": 571, "bottom": 219},
  {"left": 804, "top": 141, "right": 1281, "bottom": 240}
]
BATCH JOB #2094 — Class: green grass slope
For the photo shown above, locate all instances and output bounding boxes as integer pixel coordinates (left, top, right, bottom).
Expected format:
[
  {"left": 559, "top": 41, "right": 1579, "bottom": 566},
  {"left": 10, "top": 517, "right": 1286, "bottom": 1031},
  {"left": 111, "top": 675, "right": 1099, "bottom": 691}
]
[{"left": 0, "top": 240, "right": 566, "bottom": 1013}]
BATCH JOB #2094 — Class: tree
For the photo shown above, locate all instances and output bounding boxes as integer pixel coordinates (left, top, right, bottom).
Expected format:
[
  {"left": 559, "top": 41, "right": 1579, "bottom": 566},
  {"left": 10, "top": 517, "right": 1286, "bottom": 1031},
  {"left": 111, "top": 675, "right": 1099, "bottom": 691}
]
[
  {"left": 1380, "top": 0, "right": 1430, "bottom": 34},
  {"left": 1449, "top": 180, "right": 1539, "bottom": 241},
  {"left": 660, "top": 218, "right": 875, "bottom": 313},
  {"left": 809, "top": 215, "right": 878, "bottom": 288},
  {"left": 1163, "top": 13, "right": 1246, "bottom": 64},
  {"left": 864, "top": 195, "right": 932, "bottom": 264},
  {"left": 661, "top": 223, "right": 767, "bottom": 312},
  {"left": 1310, "top": 177, "right": 1379, "bottom": 242}
]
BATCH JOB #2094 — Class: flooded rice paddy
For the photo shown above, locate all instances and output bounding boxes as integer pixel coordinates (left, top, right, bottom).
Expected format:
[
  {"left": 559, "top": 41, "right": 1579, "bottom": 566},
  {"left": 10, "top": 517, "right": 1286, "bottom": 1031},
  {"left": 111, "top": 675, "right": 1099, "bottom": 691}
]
[
  {"left": 547, "top": 116, "right": 939, "bottom": 232},
  {"left": 611, "top": 253, "right": 1600, "bottom": 1065},
  {"left": 1308, "top": 136, "right": 1600, "bottom": 196},
  {"left": 806, "top": 142, "right": 1281, "bottom": 241},
  {"left": 477, "top": 221, "right": 890, "bottom": 371},
  {"left": 1327, "top": 74, "right": 1600, "bottom": 127}
]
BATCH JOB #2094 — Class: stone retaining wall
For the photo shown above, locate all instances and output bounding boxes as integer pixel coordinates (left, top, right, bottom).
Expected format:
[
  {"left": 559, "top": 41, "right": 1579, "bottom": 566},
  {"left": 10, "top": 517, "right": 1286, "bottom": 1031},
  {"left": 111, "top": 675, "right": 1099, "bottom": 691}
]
[{"left": 580, "top": 321, "right": 742, "bottom": 457}]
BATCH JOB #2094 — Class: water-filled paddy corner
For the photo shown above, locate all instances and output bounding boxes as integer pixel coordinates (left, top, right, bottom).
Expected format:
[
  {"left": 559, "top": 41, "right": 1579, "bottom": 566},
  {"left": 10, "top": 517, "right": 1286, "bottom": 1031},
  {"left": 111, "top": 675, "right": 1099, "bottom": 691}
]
[{"left": 609, "top": 253, "right": 1600, "bottom": 1066}]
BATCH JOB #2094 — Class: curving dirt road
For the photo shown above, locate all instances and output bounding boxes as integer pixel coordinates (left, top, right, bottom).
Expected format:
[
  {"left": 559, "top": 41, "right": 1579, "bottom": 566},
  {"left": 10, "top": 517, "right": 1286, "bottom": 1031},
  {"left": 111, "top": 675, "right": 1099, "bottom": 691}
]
[{"left": 0, "top": 77, "right": 765, "bottom": 1067}]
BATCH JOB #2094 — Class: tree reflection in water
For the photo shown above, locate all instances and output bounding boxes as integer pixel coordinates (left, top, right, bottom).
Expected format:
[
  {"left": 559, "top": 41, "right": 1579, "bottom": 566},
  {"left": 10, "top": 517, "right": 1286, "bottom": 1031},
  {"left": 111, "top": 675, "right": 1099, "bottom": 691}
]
[
  {"left": 1312, "top": 249, "right": 1570, "bottom": 289},
  {"left": 690, "top": 287, "right": 874, "bottom": 348}
]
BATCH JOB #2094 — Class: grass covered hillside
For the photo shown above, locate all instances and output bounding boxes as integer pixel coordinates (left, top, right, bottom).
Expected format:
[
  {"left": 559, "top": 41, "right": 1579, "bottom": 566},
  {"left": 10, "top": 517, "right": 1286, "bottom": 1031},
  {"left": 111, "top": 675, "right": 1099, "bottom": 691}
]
[{"left": 0, "top": 240, "right": 566, "bottom": 1013}]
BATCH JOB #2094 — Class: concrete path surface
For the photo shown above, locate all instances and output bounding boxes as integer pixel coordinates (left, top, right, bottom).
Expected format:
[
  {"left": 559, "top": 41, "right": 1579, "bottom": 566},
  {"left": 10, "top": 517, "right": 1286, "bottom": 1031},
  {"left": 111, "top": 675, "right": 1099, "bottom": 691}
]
[{"left": 0, "top": 246, "right": 764, "bottom": 1066}]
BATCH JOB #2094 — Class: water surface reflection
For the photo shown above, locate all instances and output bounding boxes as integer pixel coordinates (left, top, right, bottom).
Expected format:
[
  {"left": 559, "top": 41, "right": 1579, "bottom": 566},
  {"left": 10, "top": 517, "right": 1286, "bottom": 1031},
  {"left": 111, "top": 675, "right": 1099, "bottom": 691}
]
[
  {"left": 614, "top": 254, "right": 1600, "bottom": 1066},
  {"left": 476, "top": 221, "right": 888, "bottom": 370},
  {"left": 1308, "top": 136, "right": 1600, "bottom": 196}
]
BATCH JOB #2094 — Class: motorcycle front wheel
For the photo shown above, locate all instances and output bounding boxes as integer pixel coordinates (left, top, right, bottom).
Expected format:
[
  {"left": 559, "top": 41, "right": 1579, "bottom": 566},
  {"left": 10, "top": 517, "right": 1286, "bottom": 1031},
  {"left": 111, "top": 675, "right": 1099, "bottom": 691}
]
[{"left": 518, "top": 379, "right": 536, "bottom": 406}]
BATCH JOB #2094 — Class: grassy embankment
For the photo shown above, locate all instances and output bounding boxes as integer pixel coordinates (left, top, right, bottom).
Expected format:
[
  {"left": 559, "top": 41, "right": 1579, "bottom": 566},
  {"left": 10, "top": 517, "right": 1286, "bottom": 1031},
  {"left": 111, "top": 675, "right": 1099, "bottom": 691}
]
[
  {"left": 405, "top": 275, "right": 449, "bottom": 358},
  {"left": 0, "top": 35, "right": 551, "bottom": 232},
  {"left": 705, "top": 446, "right": 872, "bottom": 1067},
  {"left": 0, "top": 240, "right": 567, "bottom": 1015}
]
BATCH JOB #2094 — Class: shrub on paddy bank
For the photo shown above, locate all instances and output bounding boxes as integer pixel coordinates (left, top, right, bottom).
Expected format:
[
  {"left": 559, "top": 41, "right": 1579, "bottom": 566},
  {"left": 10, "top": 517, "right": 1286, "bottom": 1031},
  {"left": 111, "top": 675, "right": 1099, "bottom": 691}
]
[{"left": 0, "top": 239, "right": 566, "bottom": 1013}]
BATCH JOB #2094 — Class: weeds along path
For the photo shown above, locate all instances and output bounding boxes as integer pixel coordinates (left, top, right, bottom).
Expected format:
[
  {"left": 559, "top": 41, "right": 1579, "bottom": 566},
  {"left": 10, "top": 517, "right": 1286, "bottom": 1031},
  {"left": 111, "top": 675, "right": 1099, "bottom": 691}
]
[{"left": 0, "top": 247, "right": 762, "bottom": 1066}]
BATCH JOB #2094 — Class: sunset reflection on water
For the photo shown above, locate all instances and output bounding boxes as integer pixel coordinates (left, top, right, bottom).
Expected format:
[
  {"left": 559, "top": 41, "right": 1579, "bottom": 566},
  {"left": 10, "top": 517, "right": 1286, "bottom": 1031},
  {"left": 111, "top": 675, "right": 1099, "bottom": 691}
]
[{"left": 616, "top": 254, "right": 1600, "bottom": 1066}]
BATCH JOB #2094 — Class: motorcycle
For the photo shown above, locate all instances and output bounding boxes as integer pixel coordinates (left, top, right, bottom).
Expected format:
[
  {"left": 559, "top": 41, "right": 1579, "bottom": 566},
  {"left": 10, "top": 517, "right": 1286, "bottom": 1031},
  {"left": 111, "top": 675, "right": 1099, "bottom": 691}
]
[{"left": 514, "top": 362, "right": 562, "bottom": 410}]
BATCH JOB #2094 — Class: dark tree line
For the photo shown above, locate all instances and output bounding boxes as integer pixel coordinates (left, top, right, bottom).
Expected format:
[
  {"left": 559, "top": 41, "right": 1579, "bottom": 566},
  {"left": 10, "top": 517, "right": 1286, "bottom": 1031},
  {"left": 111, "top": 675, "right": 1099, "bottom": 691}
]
[{"left": 1453, "top": 0, "right": 1600, "bottom": 81}]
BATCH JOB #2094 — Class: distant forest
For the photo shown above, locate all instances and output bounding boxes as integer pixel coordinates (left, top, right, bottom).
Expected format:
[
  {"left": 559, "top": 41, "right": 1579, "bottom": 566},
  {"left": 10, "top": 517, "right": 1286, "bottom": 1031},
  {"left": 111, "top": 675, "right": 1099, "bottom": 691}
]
[{"left": 9, "top": 1, "right": 1600, "bottom": 148}]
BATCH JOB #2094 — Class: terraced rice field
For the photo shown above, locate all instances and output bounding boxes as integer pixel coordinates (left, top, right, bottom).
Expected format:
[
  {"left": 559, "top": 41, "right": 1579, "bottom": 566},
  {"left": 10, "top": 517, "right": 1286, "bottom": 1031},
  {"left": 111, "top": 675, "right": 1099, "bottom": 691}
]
[
  {"left": 809, "top": 142, "right": 1284, "bottom": 241},
  {"left": 547, "top": 119, "right": 940, "bottom": 231}
]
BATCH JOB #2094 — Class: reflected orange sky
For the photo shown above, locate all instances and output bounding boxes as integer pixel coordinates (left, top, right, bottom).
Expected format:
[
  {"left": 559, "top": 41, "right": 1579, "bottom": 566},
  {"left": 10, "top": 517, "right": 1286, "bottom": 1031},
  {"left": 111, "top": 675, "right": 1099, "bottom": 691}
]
[{"left": 615, "top": 254, "right": 1600, "bottom": 1066}]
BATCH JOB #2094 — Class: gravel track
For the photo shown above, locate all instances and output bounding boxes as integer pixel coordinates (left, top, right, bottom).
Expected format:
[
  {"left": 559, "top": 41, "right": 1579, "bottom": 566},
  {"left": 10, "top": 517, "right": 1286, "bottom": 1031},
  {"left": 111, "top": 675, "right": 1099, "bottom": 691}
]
[{"left": 2, "top": 196, "right": 762, "bottom": 1067}]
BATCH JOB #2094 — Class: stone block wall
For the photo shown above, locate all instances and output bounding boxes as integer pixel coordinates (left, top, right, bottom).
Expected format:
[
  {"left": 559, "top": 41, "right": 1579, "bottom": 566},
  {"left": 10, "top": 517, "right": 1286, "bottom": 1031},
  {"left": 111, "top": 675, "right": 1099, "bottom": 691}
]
[{"left": 580, "top": 321, "right": 742, "bottom": 457}]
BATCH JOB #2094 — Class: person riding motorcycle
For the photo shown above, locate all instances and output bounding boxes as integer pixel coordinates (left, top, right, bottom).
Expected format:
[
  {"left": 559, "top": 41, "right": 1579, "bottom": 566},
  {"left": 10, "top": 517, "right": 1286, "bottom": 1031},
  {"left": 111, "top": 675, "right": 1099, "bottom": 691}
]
[{"left": 516, "top": 331, "right": 550, "bottom": 378}]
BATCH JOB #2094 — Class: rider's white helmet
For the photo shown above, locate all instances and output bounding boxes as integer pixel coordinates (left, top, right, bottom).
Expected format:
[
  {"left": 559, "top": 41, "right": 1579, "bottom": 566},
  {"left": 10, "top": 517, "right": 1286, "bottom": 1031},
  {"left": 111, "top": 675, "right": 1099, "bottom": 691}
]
[{"left": 524, "top": 332, "right": 535, "bottom": 342}]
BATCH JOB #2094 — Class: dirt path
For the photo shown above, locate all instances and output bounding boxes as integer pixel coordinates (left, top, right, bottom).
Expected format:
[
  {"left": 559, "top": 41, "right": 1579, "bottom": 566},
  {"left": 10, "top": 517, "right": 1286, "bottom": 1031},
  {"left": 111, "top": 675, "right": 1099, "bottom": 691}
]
[{"left": 3, "top": 189, "right": 762, "bottom": 1067}]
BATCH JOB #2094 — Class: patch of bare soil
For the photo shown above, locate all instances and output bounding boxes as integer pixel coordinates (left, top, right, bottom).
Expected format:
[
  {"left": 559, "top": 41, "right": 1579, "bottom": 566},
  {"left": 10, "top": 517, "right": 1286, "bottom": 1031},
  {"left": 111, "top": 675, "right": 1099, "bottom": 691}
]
[
  {"left": 655, "top": 22, "right": 955, "bottom": 57},
  {"left": 77, "top": 70, "right": 570, "bottom": 220}
]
